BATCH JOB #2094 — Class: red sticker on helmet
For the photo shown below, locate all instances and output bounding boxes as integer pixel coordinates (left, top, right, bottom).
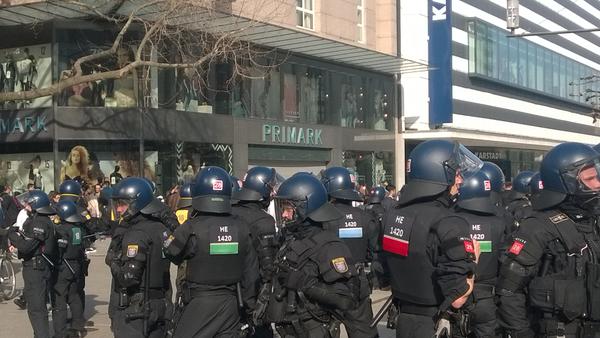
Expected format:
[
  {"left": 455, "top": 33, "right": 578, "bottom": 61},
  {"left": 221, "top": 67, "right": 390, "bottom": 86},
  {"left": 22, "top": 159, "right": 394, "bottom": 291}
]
[
  {"left": 484, "top": 180, "right": 491, "bottom": 191},
  {"left": 509, "top": 240, "right": 524, "bottom": 255},
  {"left": 463, "top": 240, "right": 475, "bottom": 253},
  {"left": 212, "top": 180, "right": 223, "bottom": 191}
]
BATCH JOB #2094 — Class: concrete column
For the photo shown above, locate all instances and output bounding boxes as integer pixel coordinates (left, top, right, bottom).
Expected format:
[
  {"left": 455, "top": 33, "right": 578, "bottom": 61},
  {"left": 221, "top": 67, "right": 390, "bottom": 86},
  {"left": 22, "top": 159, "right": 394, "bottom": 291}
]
[{"left": 233, "top": 142, "right": 248, "bottom": 178}]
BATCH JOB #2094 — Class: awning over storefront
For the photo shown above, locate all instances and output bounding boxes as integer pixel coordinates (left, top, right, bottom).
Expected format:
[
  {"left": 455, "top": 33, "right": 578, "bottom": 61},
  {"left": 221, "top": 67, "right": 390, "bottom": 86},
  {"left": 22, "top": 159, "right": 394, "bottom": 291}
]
[
  {"left": 0, "top": 0, "right": 428, "bottom": 75},
  {"left": 403, "top": 129, "right": 561, "bottom": 151}
]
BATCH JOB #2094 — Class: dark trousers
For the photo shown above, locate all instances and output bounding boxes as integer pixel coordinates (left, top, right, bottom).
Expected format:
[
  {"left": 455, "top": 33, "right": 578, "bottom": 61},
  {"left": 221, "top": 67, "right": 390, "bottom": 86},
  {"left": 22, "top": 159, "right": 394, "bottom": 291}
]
[
  {"left": 276, "top": 318, "right": 337, "bottom": 338},
  {"left": 395, "top": 311, "right": 436, "bottom": 338},
  {"left": 51, "top": 263, "right": 85, "bottom": 338},
  {"left": 470, "top": 297, "right": 497, "bottom": 338},
  {"left": 251, "top": 325, "right": 274, "bottom": 338},
  {"left": 22, "top": 261, "right": 51, "bottom": 338},
  {"left": 173, "top": 293, "right": 240, "bottom": 338},
  {"left": 112, "top": 297, "right": 168, "bottom": 338},
  {"left": 343, "top": 297, "right": 378, "bottom": 338}
]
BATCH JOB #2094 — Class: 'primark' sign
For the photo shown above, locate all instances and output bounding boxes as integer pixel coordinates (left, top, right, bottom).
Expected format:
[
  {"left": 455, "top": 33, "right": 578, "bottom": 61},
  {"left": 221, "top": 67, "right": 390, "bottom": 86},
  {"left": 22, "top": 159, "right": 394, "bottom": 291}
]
[
  {"left": 0, "top": 115, "right": 48, "bottom": 134},
  {"left": 262, "top": 123, "right": 323, "bottom": 145}
]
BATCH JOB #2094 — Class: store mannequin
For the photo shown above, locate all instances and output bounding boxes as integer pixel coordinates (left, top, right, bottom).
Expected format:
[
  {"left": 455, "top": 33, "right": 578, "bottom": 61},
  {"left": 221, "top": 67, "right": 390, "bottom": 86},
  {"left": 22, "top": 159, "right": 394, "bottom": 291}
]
[{"left": 113, "top": 47, "right": 137, "bottom": 107}]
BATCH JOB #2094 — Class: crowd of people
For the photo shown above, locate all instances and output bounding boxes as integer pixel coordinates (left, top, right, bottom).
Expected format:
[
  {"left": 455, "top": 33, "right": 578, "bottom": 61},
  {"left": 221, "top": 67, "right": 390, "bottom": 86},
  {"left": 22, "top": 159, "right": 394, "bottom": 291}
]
[{"left": 1, "top": 140, "right": 600, "bottom": 338}]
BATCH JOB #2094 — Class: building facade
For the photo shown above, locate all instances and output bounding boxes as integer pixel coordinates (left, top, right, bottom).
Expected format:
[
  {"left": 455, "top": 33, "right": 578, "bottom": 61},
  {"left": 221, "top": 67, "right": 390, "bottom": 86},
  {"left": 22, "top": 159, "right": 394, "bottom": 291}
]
[
  {"left": 400, "top": 0, "right": 600, "bottom": 182},
  {"left": 0, "top": 0, "right": 423, "bottom": 194}
]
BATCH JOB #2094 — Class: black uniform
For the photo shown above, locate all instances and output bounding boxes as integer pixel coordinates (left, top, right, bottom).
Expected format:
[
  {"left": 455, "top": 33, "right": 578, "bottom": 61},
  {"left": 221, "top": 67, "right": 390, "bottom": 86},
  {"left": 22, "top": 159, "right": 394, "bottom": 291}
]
[
  {"left": 108, "top": 214, "right": 172, "bottom": 338},
  {"left": 497, "top": 204, "right": 600, "bottom": 337},
  {"left": 325, "top": 201, "right": 378, "bottom": 338},
  {"left": 503, "top": 191, "right": 533, "bottom": 231},
  {"left": 455, "top": 208, "right": 507, "bottom": 337},
  {"left": 364, "top": 202, "right": 389, "bottom": 287},
  {"left": 232, "top": 202, "right": 278, "bottom": 338},
  {"left": 266, "top": 225, "right": 366, "bottom": 338},
  {"left": 8, "top": 213, "right": 57, "bottom": 338},
  {"left": 382, "top": 195, "right": 477, "bottom": 338},
  {"left": 52, "top": 221, "right": 87, "bottom": 338},
  {"left": 164, "top": 213, "right": 259, "bottom": 338}
]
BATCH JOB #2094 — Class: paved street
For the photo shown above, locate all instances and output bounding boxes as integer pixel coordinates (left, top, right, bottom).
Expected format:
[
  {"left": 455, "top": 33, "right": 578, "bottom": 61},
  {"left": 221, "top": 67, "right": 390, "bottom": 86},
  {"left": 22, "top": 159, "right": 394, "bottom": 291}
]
[{"left": 0, "top": 239, "right": 396, "bottom": 337}]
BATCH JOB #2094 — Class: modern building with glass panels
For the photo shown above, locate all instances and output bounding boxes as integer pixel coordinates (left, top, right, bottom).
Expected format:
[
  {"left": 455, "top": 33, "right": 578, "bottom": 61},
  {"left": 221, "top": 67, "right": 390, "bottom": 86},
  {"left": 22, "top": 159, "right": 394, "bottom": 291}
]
[
  {"left": 0, "top": 0, "right": 425, "bottom": 193},
  {"left": 400, "top": 0, "right": 600, "bottom": 182}
]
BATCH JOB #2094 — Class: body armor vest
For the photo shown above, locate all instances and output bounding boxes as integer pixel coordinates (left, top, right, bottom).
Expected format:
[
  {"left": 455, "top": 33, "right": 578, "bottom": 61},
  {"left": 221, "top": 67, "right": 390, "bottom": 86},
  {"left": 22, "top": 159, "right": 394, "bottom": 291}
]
[
  {"left": 458, "top": 211, "right": 505, "bottom": 283},
  {"left": 186, "top": 215, "right": 249, "bottom": 286},
  {"left": 128, "top": 221, "right": 171, "bottom": 290},
  {"left": 383, "top": 201, "right": 449, "bottom": 306},
  {"left": 326, "top": 203, "right": 369, "bottom": 263},
  {"left": 526, "top": 210, "right": 600, "bottom": 321},
  {"left": 58, "top": 223, "right": 85, "bottom": 261}
]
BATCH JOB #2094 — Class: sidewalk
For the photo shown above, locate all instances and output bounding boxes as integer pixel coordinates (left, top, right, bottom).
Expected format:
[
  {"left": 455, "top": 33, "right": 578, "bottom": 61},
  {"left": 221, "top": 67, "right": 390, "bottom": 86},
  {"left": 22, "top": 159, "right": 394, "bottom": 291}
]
[{"left": 0, "top": 239, "right": 396, "bottom": 337}]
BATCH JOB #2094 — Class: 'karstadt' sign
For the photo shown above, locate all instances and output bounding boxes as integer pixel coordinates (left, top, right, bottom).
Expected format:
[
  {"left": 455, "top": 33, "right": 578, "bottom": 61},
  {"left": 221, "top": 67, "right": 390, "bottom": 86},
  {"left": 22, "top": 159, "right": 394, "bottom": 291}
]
[{"left": 262, "top": 123, "right": 323, "bottom": 146}]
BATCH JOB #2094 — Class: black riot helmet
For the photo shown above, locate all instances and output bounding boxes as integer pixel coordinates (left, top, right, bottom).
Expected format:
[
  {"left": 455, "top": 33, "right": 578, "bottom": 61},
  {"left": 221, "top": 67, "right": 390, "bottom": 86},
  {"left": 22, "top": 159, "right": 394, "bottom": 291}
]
[
  {"left": 234, "top": 166, "right": 279, "bottom": 202},
  {"left": 55, "top": 200, "right": 85, "bottom": 223},
  {"left": 320, "top": 166, "right": 362, "bottom": 202},
  {"left": 457, "top": 170, "right": 495, "bottom": 214},
  {"left": 177, "top": 183, "right": 193, "bottom": 209},
  {"left": 512, "top": 171, "right": 535, "bottom": 195},
  {"left": 112, "top": 177, "right": 163, "bottom": 217},
  {"left": 98, "top": 187, "right": 113, "bottom": 206},
  {"left": 275, "top": 172, "right": 342, "bottom": 228},
  {"left": 479, "top": 162, "right": 505, "bottom": 193},
  {"left": 59, "top": 180, "right": 82, "bottom": 202},
  {"left": 529, "top": 172, "right": 543, "bottom": 196},
  {"left": 531, "top": 142, "right": 600, "bottom": 210},
  {"left": 191, "top": 166, "right": 232, "bottom": 214},
  {"left": 367, "top": 186, "right": 386, "bottom": 204},
  {"left": 399, "top": 140, "right": 483, "bottom": 205},
  {"left": 18, "top": 190, "right": 55, "bottom": 215}
]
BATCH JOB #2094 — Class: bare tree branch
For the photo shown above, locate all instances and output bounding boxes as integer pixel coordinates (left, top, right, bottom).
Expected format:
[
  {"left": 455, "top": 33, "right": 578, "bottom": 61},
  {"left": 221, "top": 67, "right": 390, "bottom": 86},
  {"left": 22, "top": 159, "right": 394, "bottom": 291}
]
[{"left": 0, "top": 0, "right": 287, "bottom": 104}]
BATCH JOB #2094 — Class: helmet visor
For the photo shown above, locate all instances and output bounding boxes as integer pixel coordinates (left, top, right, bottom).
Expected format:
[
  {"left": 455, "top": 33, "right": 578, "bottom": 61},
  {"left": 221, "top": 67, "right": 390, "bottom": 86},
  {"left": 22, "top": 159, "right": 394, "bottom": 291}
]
[
  {"left": 274, "top": 198, "right": 302, "bottom": 229},
  {"left": 561, "top": 156, "right": 600, "bottom": 194},
  {"left": 269, "top": 173, "right": 287, "bottom": 197},
  {"left": 446, "top": 143, "right": 483, "bottom": 179}
]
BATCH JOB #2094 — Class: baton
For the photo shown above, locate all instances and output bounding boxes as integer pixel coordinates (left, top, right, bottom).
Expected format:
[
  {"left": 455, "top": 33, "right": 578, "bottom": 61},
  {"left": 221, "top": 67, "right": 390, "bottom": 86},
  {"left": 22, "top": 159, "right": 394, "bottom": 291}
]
[
  {"left": 63, "top": 258, "right": 75, "bottom": 275},
  {"left": 370, "top": 295, "right": 394, "bottom": 328}
]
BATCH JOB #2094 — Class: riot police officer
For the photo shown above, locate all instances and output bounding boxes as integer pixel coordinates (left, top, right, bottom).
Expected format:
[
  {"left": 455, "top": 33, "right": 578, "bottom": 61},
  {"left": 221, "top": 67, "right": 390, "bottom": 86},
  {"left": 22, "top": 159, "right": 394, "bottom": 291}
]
[
  {"left": 175, "top": 183, "right": 192, "bottom": 225},
  {"left": 364, "top": 186, "right": 386, "bottom": 226},
  {"left": 52, "top": 200, "right": 87, "bottom": 338},
  {"left": 382, "top": 140, "right": 480, "bottom": 338},
  {"left": 59, "top": 180, "right": 102, "bottom": 316},
  {"left": 364, "top": 186, "right": 390, "bottom": 289},
  {"left": 320, "top": 166, "right": 378, "bottom": 338},
  {"left": 267, "top": 172, "right": 364, "bottom": 338},
  {"left": 504, "top": 171, "right": 535, "bottom": 230},
  {"left": 497, "top": 142, "right": 600, "bottom": 337},
  {"left": 231, "top": 166, "right": 280, "bottom": 337},
  {"left": 107, "top": 177, "right": 172, "bottom": 338},
  {"left": 98, "top": 186, "right": 118, "bottom": 233},
  {"left": 455, "top": 171, "right": 507, "bottom": 337},
  {"left": 8, "top": 190, "right": 57, "bottom": 338},
  {"left": 164, "top": 166, "right": 259, "bottom": 338}
]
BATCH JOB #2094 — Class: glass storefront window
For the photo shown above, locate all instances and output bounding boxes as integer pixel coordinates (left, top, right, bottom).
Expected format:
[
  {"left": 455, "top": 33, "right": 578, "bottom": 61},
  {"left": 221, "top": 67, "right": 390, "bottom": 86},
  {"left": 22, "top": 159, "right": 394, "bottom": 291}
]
[
  {"left": 343, "top": 150, "right": 394, "bottom": 189},
  {"left": 0, "top": 149, "right": 54, "bottom": 193},
  {"left": 145, "top": 141, "right": 233, "bottom": 195},
  {"left": 57, "top": 28, "right": 139, "bottom": 108},
  {"left": 58, "top": 141, "right": 142, "bottom": 189},
  {"left": 468, "top": 19, "right": 599, "bottom": 106},
  {"left": 0, "top": 44, "right": 52, "bottom": 109}
]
